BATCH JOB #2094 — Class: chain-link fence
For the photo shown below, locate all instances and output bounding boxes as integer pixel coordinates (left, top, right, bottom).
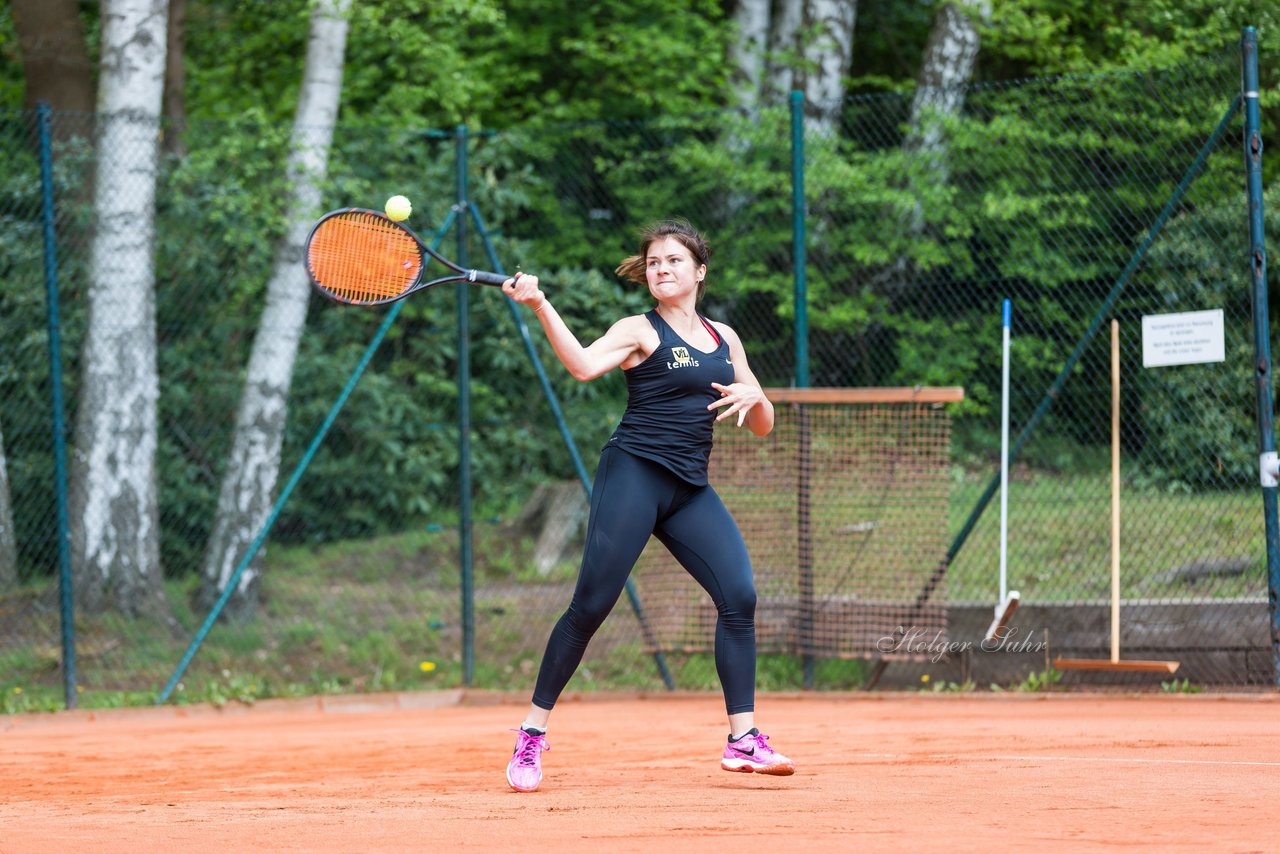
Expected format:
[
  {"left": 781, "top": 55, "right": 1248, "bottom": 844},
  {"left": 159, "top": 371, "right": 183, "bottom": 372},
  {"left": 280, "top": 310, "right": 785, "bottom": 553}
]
[{"left": 1, "top": 39, "right": 1274, "bottom": 711}]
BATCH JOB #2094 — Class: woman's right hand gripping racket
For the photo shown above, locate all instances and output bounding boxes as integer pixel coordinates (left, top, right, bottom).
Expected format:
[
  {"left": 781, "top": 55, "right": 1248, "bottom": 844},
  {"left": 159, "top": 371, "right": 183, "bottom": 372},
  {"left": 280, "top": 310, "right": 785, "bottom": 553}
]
[{"left": 304, "top": 208, "right": 509, "bottom": 306}]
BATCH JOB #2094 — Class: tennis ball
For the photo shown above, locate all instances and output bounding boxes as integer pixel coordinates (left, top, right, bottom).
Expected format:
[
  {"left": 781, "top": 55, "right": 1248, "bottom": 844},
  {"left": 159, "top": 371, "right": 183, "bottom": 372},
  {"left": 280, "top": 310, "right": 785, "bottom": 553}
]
[{"left": 385, "top": 194, "right": 412, "bottom": 222}]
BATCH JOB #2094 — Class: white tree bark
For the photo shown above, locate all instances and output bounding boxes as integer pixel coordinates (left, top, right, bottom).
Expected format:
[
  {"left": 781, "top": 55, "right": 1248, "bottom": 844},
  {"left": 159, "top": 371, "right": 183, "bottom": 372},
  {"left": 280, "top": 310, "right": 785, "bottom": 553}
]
[
  {"left": 198, "top": 0, "right": 351, "bottom": 620},
  {"left": 801, "top": 0, "right": 856, "bottom": 130},
  {"left": 0, "top": 427, "right": 16, "bottom": 587},
  {"left": 728, "top": 0, "right": 771, "bottom": 110},
  {"left": 70, "top": 0, "right": 169, "bottom": 617},
  {"left": 767, "top": 0, "right": 803, "bottom": 97},
  {"left": 880, "top": 0, "right": 989, "bottom": 301},
  {"left": 767, "top": 0, "right": 855, "bottom": 130},
  {"left": 906, "top": 0, "right": 990, "bottom": 161}
]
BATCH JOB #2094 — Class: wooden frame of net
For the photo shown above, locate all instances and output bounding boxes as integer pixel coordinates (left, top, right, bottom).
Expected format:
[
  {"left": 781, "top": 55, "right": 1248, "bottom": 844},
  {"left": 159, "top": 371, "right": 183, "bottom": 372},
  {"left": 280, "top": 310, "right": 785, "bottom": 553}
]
[{"left": 634, "top": 387, "right": 963, "bottom": 663}]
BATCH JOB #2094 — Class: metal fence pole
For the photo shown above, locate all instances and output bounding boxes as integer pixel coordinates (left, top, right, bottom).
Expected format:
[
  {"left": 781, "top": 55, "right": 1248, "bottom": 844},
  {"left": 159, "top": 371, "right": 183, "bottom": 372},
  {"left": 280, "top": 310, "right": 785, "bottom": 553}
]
[
  {"left": 791, "top": 91, "right": 809, "bottom": 386},
  {"left": 37, "top": 102, "right": 77, "bottom": 710},
  {"left": 1240, "top": 26, "right": 1279, "bottom": 685},
  {"left": 790, "top": 90, "right": 816, "bottom": 690},
  {"left": 455, "top": 125, "right": 476, "bottom": 687}
]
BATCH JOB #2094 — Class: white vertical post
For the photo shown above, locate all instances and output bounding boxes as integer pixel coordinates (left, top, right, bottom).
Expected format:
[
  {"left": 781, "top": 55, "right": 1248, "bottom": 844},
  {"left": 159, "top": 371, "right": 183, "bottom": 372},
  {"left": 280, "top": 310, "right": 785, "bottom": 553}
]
[{"left": 999, "top": 298, "right": 1011, "bottom": 602}]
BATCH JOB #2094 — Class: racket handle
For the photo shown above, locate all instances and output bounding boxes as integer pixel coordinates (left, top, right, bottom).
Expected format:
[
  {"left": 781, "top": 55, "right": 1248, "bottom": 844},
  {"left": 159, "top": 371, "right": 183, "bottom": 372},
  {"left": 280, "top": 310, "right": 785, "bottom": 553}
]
[{"left": 469, "top": 270, "right": 509, "bottom": 287}]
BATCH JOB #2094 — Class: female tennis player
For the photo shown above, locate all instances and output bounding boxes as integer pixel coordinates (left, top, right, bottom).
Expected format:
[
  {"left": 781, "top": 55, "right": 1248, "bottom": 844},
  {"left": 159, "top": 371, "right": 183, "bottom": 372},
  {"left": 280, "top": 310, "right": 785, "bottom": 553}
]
[{"left": 500, "top": 219, "right": 794, "bottom": 792}]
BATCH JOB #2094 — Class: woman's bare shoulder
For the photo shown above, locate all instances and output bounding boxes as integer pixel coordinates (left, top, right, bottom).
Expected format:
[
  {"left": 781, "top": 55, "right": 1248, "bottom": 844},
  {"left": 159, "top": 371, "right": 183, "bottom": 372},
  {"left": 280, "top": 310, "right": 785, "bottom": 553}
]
[
  {"left": 708, "top": 319, "right": 743, "bottom": 344},
  {"left": 609, "top": 313, "right": 655, "bottom": 336}
]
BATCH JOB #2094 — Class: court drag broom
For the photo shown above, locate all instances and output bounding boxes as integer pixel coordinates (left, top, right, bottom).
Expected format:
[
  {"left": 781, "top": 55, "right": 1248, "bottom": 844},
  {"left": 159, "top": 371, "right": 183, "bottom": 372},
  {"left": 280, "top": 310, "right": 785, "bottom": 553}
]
[{"left": 1052, "top": 320, "right": 1179, "bottom": 674}]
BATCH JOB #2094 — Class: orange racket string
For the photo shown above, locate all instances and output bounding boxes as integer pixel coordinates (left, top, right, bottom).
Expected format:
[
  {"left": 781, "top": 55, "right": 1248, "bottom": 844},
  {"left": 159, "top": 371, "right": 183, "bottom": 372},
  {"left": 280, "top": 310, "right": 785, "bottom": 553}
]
[{"left": 308, "top": 212, "right": 423, "bottom": 302}]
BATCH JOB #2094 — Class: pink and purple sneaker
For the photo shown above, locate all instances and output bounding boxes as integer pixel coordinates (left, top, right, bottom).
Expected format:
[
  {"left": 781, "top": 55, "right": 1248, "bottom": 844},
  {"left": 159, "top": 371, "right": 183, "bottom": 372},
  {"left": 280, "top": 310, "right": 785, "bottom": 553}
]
[
  {"left": 721, "top": 728, "right": 795, "bottom": 776},
  {"left": 506, "top": 727, "right": 549, "bottom": 792}
]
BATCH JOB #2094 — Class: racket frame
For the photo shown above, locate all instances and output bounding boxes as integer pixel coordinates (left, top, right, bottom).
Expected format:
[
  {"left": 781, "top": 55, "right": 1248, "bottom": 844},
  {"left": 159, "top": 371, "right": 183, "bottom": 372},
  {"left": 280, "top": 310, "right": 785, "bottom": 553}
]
[{"left": 304, "top": 207, "right": 509, "bottom": 306}]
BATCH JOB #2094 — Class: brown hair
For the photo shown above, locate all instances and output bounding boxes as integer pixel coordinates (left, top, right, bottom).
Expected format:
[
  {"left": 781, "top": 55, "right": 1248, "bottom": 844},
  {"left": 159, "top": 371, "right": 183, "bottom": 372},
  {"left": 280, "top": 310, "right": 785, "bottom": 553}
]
[{"left": 614, "top": 218, "right": 712, "bottom": 303}]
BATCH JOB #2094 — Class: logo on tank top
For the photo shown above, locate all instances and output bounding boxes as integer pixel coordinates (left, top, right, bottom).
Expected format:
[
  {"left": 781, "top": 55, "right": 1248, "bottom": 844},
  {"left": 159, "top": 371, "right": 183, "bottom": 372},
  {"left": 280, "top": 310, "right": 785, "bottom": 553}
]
[{"left": 668, "top": 346, "right": 700, "bottom": 370}]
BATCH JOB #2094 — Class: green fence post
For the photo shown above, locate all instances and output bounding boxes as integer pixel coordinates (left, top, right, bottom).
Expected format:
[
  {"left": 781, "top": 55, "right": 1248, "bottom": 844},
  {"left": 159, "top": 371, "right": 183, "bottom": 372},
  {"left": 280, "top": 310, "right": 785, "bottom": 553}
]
[
  {"left": 37, "top": 102, "right": 77, "bottom": 710},
  {"left": 455, "top": 124, "right": 476, "bottom": 687},
  {"left": 790, "top": 90, "right": 815, "bottom": 690},
  {"left": 791, "top": 91, "right": 809, "bottom": 385},
  {"left": 1241, "top": 27, "right": 1279, "bottom": 685}
]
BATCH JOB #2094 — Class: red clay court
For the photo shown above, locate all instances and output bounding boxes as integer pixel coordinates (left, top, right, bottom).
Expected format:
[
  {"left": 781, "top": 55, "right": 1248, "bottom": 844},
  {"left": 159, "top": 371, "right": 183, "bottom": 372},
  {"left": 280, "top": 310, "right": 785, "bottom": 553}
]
[{"left": 2, "top": 691, "right": 1276, "bottom": 853}]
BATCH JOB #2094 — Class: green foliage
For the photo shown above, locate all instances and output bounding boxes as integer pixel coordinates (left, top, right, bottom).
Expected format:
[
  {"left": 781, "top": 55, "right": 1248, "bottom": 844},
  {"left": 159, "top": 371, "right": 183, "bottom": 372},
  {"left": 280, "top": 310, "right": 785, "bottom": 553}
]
[
  {"left": 0, "top": 6, "right": 24, "bottom": 109},
  {"left": 341, "top": 0, "right": 508, "bottom": 128},
  {"left": 1014, "top": 666, "right": 1063, "bottom": 692},
  {"left": 189, "top": 668, "right": 266, "bottom": 707},
  {"left": 1, "top": 685, "right": 69, "bottom": 714},
  {"left": 179, "top": 0, "right": 730, "bottom": 129},
  {"left": 182, "top": 0, "right": 313, "bottom": 121},
  {"left": 1160, "top": 677, "right": 1203, "bottom": 693},
  {"left": 985, "top": 0, "right": 1280, "bottom": 75},
  {"left": 937, "top": 678, "right": 977, "bottom": 693},
  {"left": 485, "top": 0, "right": 731, "bottom": 123}
]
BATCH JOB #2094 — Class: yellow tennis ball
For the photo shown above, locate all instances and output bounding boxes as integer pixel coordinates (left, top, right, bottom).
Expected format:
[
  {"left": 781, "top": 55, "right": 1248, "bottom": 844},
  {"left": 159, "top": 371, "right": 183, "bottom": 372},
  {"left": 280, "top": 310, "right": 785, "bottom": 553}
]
[{"left": 385, "top": 195, "right": 412, "bottom": 222}]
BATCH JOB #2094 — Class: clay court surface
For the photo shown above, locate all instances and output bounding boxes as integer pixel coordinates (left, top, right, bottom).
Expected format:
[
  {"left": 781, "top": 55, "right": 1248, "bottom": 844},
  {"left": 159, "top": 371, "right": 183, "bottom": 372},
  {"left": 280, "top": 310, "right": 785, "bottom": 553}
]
[{"left": 1, "top": 691, "right": 1276, "bottom": 853}]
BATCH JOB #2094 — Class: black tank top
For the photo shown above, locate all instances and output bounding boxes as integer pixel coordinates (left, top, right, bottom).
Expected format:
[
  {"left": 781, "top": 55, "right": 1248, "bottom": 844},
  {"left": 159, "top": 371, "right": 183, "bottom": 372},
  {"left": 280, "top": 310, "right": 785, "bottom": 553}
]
[{"left": 607, "top": 310, "right": 736, "bottom": 486}]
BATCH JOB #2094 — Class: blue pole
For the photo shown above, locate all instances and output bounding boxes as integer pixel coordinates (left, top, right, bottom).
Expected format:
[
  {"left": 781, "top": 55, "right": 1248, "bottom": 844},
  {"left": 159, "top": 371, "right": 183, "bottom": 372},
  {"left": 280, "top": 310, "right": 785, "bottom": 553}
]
[
  {"left": 1240, "top": 27, "right": 1280, "bottom": 686},
  {"left": 455, "top": 125, "right": 475, "bottom": 687},
  {"left": 37, "top": 102, "right": 77, "bottom": 710}
]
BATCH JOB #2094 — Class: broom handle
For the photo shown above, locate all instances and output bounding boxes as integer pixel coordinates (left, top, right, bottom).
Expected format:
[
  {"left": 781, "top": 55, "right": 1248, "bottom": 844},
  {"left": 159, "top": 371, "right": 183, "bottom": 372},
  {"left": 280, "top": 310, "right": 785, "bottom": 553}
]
[{"left": 1111, "top": 320, "right": 1121, "bottom": 663}]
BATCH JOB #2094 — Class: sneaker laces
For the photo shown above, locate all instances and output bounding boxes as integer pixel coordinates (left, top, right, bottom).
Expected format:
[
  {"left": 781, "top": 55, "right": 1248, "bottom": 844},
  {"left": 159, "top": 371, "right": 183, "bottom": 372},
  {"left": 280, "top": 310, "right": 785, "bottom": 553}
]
[
  {"left": 753, "top": 732, "right": 775, "bottom": 756},
  {"left": 511, "top": 729, "right": 549, "bottom": 767}
]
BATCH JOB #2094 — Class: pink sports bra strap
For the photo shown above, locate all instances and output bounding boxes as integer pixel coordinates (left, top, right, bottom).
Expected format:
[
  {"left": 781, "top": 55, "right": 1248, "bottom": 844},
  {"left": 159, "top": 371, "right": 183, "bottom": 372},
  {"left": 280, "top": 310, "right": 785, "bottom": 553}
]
[{"left": 698, "top": 315, "right": 721, "bottom": 346}]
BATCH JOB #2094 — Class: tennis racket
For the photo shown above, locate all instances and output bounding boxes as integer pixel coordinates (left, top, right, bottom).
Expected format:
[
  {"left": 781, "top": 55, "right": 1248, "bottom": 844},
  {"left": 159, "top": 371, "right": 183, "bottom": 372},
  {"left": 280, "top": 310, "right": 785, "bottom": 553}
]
[{"left": 304, "top": 208, "right": 509, "bottom": 306}]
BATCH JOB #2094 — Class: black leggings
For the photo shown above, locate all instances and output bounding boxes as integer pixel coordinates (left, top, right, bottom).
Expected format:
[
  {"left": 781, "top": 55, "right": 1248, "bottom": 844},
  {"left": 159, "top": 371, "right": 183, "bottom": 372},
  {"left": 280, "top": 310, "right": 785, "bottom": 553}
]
[{"left": 532, "top": 446, "right": 757, "bottom": 714}]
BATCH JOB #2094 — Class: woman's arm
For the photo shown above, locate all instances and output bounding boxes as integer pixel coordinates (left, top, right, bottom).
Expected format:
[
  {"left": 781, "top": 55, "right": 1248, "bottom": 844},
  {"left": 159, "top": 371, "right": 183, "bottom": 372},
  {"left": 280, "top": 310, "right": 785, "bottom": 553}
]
[
  {"left": 708, "top": 323, "right": 774, "bottom": 437},
  {"left": 503, "top": 274, "right": 643, "bottom": 382}
]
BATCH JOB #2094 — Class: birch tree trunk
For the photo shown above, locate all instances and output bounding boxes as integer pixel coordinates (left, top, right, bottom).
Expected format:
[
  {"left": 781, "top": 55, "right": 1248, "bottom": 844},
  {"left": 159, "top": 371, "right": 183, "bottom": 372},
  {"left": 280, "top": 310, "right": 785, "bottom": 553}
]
[
  {"left": 766, "top": 0, "right": 803, "bottom": 98},
  {"left": 197, "top": 0, "right": 352, "bottom": 621},
  {"left": 0, "top": 429, "right": 16, "bottom": 588},
  {"left": 724, "top": 0, "right": 772, "bottom": 224},
  {"left": 728, "top": 0, "right": 771, "bottom": 110},
  {"left": 767, "top": 0, "right": 855, "bottom": 131},
  {"left": 886, "top": 0, "right": 990, "bottom": 298},
  {"left": 906, "top": 0, "right": 990, "bottom": 178},
  {"left": 800, "top": 0, "right": 856, "bottom": 132},
  {"left": 69, "top": 0, "right": 169, "bottom": 618}
]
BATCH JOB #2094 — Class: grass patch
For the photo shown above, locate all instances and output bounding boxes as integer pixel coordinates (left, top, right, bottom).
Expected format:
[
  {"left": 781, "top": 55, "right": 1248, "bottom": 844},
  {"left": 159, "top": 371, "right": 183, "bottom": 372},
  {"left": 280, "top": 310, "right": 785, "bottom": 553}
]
[{"left": 945, "top": 469, "right": 1266, "bottom": 602}]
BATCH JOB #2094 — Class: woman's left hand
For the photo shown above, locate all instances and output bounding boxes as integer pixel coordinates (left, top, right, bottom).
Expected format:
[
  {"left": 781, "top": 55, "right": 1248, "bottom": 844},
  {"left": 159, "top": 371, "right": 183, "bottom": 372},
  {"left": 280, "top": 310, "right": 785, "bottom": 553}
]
[{"left": 709, "top": 382, "right": 766, "bottom": 427}]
